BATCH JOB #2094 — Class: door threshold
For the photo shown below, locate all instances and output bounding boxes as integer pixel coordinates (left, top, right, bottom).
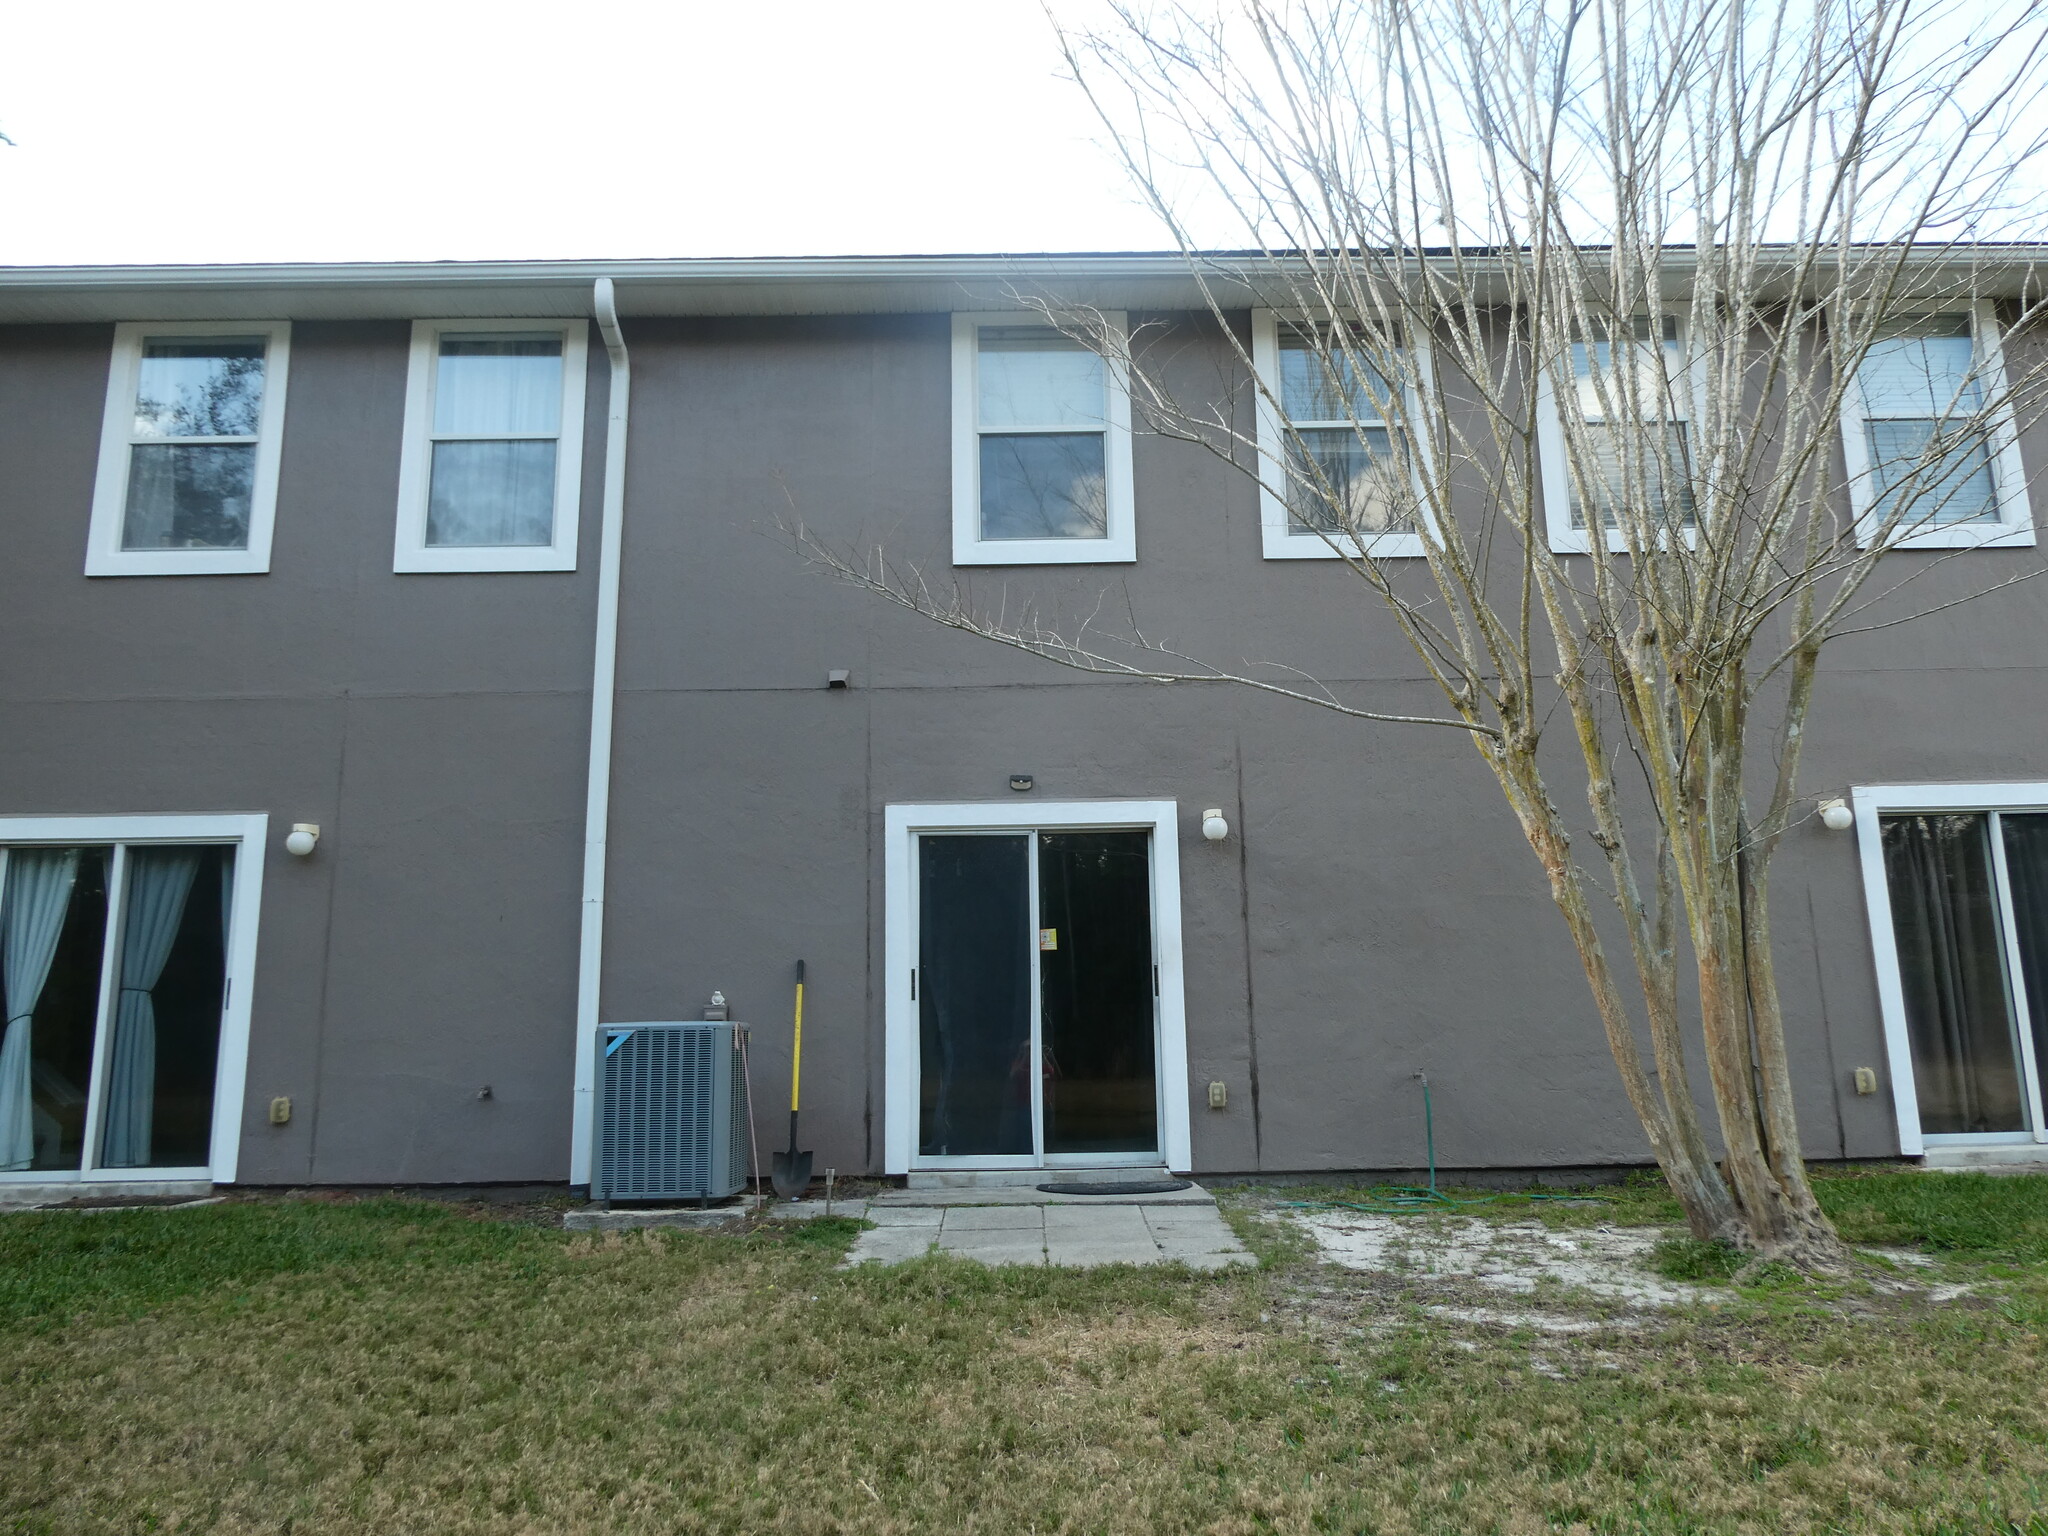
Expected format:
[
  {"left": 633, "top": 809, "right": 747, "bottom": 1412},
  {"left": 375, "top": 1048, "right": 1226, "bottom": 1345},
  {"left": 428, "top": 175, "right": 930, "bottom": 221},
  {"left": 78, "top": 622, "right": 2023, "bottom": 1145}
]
[
  {"left": 0, "top": 1179, "right": 214, "bottom": 1210},
  {"left": 907, "top": 1166, "right": 1170, "bottom": 1190},
  {"left": 1921, "top": 1144, "right": 2048, "bottom": 1170}
]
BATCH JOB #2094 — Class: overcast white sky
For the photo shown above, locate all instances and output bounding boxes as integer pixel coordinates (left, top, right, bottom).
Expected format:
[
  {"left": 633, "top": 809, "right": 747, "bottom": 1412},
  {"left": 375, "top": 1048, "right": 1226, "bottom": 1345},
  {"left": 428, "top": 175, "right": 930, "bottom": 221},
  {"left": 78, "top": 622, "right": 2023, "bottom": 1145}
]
[{"left": 0, "top": 0, "right": 1173, "bottom": 267}]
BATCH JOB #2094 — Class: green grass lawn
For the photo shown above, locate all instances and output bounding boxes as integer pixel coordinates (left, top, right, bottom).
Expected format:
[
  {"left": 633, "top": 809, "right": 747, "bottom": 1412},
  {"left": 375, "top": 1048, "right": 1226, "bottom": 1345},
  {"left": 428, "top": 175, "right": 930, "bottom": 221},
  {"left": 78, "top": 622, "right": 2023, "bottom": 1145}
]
[{"left": 4, "top": 1174, "right": 2048, "bottom": 1535}]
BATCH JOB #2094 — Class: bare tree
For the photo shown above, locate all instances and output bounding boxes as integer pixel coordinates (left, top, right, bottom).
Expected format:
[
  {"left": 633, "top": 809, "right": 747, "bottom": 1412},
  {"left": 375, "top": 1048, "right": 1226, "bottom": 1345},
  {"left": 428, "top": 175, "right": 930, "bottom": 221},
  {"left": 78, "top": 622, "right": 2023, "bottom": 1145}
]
[{"left": 802, "top": 0, "right": 2048, "bottom": 1267}]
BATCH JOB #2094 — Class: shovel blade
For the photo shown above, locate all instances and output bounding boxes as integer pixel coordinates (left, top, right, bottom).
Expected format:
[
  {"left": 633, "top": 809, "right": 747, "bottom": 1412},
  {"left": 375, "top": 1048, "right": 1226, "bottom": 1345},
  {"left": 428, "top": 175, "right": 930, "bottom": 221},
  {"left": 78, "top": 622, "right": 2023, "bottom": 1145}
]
[{"left": 771, "top": 1150, "right": 813, "bottom": 1200}]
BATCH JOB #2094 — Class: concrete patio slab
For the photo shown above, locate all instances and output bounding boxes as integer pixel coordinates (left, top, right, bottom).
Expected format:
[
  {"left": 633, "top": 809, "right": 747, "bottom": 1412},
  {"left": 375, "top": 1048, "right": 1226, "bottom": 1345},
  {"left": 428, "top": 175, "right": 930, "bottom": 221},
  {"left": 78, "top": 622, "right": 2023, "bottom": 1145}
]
[
  {"left": 862, "top": 1205, "right": 943, "bottom": 1226},
  {"left": 868, "top": 1182, "right": 1213, "bottom": 1207},
  {"left": 942, "top": 1204, "right": 1046, "bottom": 1230},
  {"left": 842, "top": 1192, "right": 1255, "bottom": 1270},
  {"left": 1044, "top": 1206, "right": 1152, "bottom": 1240}
]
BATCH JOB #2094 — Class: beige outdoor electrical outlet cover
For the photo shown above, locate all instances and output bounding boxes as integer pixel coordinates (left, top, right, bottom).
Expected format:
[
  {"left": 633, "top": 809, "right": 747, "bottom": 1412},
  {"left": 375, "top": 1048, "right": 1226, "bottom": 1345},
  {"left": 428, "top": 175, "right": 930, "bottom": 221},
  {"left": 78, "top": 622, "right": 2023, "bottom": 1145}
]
[
  {"left": 269, "top": 1096, "right": 292, "bottom": 1125},
  {"left": 1207, "top": 1080, "right": 1228, "bottom": 1109},
  {"left": 1853, "top": 1068, "right": 1879, "bottom": 1096}
]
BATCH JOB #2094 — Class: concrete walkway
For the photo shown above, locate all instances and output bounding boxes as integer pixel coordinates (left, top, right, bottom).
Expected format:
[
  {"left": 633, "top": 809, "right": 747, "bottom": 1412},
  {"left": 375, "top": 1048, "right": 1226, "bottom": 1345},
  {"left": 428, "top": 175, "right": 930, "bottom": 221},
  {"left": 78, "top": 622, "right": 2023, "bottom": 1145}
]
[
  {"left": 839, "top": 1195, "right": 1255, "bottom": 1270},
  {"left": 571, "top": 1179, "right": 1256, "bottom": 1269}
]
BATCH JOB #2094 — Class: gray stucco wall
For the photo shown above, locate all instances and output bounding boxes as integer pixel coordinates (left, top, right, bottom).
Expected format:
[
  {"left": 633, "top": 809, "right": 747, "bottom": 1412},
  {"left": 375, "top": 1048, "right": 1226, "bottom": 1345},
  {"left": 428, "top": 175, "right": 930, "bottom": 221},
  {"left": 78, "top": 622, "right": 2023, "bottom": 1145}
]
[
  {"left": 2, "top": 303, "right": 2043, "bottom": 1183},
  {"left": 0, "top": 320, "right": 604, "bottom": 1182}
]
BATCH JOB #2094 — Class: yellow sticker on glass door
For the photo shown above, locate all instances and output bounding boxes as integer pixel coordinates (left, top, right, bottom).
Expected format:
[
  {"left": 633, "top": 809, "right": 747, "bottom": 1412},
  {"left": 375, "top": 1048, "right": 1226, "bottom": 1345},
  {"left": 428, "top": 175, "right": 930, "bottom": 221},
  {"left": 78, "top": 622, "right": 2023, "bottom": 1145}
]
[{"left": 1039, "top": 928, "right": 1058, "bottom": 950}]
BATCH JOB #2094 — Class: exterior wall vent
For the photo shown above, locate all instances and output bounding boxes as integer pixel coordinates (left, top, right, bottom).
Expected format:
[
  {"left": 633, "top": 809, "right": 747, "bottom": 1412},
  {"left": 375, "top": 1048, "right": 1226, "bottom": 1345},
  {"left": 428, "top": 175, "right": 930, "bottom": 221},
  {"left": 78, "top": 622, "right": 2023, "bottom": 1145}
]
[{"left": 591, "top": 1022, "right": 749, "bottom": 1201}]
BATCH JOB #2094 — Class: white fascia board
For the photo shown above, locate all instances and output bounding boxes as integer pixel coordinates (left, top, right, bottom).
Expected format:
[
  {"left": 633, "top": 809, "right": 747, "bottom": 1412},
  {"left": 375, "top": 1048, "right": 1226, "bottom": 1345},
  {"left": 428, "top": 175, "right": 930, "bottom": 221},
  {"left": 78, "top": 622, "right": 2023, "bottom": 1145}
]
[
  {"left": 4, "top": 245, "right": 2045, "bottom": 325},
  {"left": 0, "top": 254, "right": 1230, "bottom": 325}
]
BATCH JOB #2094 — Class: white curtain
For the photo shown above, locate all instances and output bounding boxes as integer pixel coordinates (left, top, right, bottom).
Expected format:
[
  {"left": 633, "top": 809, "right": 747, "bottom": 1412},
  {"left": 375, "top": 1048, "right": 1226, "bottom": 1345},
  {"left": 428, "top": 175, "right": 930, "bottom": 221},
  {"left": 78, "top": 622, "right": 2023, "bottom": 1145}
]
[
  {"left": 0, "top": 850, "right": 81, "bottom": 1171},
  {"left": 101, "top": 850, "right": 198, "bottom": 1169},
  {"left": 433, "top": 336, "right": 562, "bottom": 435}
]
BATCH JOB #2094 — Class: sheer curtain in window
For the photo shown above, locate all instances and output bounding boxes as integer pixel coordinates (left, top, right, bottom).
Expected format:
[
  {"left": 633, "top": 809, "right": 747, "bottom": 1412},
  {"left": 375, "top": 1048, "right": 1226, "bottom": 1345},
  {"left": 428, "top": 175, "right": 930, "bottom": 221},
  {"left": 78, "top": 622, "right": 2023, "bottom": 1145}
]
[
  {"left": 100, "top": 849, "right": 199, "bottom": 1169},
  {"left": 427, "top": 337, "right": 563, "bottom": 548},
  {"left": 1881, "top": 813, "right": 2026, "bottom": 1134},
  {"left": 0, "top": 850, "right": 80, "bottom": 1171}
]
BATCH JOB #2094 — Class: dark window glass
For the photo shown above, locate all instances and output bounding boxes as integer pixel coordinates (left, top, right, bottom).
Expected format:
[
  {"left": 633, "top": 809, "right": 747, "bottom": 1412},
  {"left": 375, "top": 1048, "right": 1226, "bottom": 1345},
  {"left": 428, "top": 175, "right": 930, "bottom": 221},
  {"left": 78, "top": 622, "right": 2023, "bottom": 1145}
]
[
  {"left": 1038, "top": 831, "right": 1157, "bottom": 1155},
  {"left": 918, "top": 835, "right": 1032, "bottom": 1157},
  {"left": 2000, "top": 813, "right": 2048, "bottom": 1107}
]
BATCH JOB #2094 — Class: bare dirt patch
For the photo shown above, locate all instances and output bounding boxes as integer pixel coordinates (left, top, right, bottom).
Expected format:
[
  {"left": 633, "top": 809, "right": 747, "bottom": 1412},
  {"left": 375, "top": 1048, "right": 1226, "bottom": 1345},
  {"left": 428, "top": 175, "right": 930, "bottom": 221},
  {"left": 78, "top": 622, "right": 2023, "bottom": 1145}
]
[{"left": 1290, "top": 1210, "right": 1718, "bottom": 1308}]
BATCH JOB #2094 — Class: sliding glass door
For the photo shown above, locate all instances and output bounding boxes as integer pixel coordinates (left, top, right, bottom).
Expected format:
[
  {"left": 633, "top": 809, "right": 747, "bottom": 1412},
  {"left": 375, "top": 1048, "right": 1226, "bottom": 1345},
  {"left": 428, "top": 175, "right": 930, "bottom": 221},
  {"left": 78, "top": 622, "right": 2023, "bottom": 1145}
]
[
  {"left": 1880, "top": 810, "right": 2048, "bottom": 1142},
  {"left": 0, "top": 841, "right": 237, "bottom": 1176},
  {"left": 914, "top": 827, "right": 1160, "bottom": 1167}
]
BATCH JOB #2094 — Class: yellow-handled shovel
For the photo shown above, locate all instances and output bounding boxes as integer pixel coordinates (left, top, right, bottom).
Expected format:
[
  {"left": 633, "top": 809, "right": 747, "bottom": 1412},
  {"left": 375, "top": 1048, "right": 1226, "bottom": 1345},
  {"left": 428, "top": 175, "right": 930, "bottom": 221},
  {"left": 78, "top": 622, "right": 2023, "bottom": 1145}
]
[{"left": 770, "top": 960, "right": 813, "bottom": 1199}]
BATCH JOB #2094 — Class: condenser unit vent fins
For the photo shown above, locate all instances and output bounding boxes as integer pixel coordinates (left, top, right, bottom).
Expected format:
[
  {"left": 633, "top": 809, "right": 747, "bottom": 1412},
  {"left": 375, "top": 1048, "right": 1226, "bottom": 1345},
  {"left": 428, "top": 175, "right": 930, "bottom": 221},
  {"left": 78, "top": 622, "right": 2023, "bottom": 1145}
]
[{"left": 591, "top": 1022, "right": 749, "bottom": 1202}]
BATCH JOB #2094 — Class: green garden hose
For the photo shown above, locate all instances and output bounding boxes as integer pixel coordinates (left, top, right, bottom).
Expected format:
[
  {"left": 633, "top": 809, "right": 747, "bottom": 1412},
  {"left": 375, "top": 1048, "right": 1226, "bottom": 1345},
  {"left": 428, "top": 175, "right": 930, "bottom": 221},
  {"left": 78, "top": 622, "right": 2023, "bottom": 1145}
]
[{"left": 1285, "top": 1073, "right": 1604, "bottom": 1216}]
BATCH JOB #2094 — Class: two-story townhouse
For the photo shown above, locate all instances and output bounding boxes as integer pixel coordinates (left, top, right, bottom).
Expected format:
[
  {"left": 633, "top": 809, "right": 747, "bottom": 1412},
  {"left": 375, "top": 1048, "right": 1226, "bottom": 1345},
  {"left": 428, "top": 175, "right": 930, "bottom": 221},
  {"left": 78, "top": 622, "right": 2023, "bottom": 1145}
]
[{"left": 0, "top": 254, "right": 2043, "bottom": 1199}]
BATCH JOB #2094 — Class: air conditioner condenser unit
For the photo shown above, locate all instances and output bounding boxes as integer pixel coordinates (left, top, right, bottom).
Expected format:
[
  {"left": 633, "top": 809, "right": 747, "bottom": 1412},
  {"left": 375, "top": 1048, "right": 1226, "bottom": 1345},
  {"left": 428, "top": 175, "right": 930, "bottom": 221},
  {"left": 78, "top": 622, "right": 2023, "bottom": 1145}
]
[{"left": 591, "top": 1022, "right": 750, "bottom": 1202}]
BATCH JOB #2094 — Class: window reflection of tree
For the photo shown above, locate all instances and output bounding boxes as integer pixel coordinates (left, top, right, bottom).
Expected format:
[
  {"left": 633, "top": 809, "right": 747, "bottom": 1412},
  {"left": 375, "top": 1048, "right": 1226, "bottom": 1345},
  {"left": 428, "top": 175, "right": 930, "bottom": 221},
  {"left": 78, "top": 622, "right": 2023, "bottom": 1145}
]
[
  {"left": 135, "top": 348, "right": 264, "bottom": 437},
  {"left": 979, "top": 432, "right": 1109, "bottom": 539},
  {"left": 125, "top": 346, "right": 263, "bottom": 550},
  {"left": 1287, "top": 428, "right": 1412, "bottom": 535}
]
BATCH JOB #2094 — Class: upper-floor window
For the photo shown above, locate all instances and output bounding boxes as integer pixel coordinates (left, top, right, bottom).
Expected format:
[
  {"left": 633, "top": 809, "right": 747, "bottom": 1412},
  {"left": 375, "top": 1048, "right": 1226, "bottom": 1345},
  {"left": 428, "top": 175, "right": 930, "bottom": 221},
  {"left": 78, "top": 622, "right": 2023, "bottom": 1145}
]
[
  {"left": 951, "top": 313, "right": 1134, "bottom": 564},
  {"left": 1540, "top": 314, "right": 1696, "bottom": 552},
  {"left": 1841, "top": 304, "right": 2032, "bottom": 549},
  {"left": 86, "top": 322, "right": 292, "bottom": 576},
  {"left": 1253, "top": 310, "right": 1424, "bottom": 559},
  {"left": 394, "top": 320, "right": 588, "bottom": 573}
]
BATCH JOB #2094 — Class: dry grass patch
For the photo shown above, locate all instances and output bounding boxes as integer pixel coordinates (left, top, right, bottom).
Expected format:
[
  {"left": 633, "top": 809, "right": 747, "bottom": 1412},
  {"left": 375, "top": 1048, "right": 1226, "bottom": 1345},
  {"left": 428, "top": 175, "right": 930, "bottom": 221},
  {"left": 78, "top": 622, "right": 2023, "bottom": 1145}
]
[{"left": 4, "top": 1192, "right": 2048, "bottom": 1533}]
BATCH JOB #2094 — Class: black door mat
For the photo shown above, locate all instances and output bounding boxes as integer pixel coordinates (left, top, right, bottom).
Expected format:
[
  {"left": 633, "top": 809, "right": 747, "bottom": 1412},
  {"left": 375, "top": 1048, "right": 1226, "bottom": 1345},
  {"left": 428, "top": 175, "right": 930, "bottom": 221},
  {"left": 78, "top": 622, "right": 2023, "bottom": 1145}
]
[{"left": 1035, "top": 1179, "right": 1193, "bottom": 1196}]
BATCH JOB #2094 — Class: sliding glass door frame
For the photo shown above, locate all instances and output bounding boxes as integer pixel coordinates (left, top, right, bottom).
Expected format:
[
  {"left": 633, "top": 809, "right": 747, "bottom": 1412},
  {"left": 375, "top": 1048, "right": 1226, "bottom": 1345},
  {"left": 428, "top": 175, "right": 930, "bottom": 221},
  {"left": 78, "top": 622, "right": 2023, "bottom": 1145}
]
[
  {"left": 0, "top": 813, "right": 266, "bottom": 1185},
  {"left": 1854, "top": 783, "right": 2048, "bottom": 1154},
  {"left": 883, "top": 801, "right": 1192, "bottom": 1175}
]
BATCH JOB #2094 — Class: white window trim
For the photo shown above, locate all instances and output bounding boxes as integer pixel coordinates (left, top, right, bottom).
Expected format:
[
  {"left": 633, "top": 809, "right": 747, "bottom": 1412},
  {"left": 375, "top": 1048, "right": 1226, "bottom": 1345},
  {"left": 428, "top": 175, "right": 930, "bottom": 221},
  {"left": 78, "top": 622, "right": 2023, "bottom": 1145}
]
[
  {"left": 1537, "top": 311, "right": 1702, "bottom": 555},
  {"left": 1850, "top": 782, "right": 2048, "bottom": 1157},
  {"left": 0, "top": 812, "right": 267, "bottom": 1184},
  {"left": 950, "top": 312, "right": 1136, "bottom": 565},
  {"left": 86, "top": 321, "right": 292, "bottom": 577},
  {"left": 393, "top": 319, "right": 589, "bottom": 574},
  {"left": 1252, "top": 308, "right": 1432, "bottom": 560},
  {"left": 882, "top": 800, "right": 1191, "bottom": 1174},
  {"left": 1839, "top": 299, "right": 2034, "bottom": 551}
]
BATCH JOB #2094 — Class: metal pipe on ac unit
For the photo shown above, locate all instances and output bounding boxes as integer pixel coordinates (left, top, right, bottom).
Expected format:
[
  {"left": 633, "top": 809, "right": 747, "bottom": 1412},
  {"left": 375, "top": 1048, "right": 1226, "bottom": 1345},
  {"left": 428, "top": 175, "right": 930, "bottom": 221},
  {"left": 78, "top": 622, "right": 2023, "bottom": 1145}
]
[{"left": 570, "top": 277, "right": 631, "bottom": 1186}]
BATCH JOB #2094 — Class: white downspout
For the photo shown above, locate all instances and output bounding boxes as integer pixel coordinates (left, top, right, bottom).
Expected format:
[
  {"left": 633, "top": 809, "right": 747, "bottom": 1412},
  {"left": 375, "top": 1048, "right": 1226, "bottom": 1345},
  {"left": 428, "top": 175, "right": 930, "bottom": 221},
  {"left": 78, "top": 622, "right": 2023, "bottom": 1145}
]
[{"left": 570, "top": 277, "right": 630, "bottom": 1185}]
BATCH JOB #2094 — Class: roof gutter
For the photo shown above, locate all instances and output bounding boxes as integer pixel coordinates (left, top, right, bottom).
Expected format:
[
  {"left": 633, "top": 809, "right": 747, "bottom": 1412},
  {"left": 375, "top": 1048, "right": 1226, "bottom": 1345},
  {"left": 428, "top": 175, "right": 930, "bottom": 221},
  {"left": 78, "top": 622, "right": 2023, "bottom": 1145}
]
[{"left": 569, "top": 276, "right": 630, "bottom": 1186}]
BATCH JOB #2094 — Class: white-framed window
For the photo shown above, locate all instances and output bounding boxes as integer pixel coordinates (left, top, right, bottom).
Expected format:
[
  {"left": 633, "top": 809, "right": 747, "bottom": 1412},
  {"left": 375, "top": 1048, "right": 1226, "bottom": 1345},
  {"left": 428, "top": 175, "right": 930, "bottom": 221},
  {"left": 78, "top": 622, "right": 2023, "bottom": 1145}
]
[
  {"left": 0, "top": 813, "right": 265, "bottom": 1184},
  {"left": 950, "top": 312, "right": 1135, "bottom": 565},
  {"left": 86, "top": 322, "right": 292, "bottom": 576},
  {"left": 1852, "top": 783, "right": 2048, "bottom": 1156},
  {"left": 1538, "top": 313, "right": 1698, "bottom": 554},
  {"left": 1840, "top": 301, "right": 2033, "bottom": 550},
  {"left": 1252, "top": 309, "right": 1428, "bottom": 560},
  {"left": 393, "top": 319, "right": 589, "bottom": 573}
]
